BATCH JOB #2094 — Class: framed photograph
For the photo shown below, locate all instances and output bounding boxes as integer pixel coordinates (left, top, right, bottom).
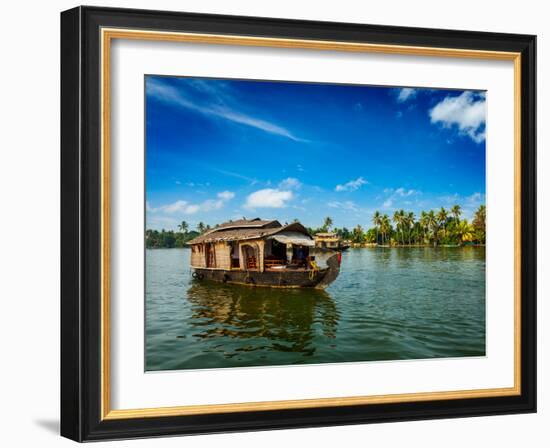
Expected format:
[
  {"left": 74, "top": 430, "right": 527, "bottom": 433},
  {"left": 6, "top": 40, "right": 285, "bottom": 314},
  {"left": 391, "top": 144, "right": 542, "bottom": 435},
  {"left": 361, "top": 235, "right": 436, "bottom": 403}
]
[{"left": 60, "top": 6, "right": 536, "bottom": 441}]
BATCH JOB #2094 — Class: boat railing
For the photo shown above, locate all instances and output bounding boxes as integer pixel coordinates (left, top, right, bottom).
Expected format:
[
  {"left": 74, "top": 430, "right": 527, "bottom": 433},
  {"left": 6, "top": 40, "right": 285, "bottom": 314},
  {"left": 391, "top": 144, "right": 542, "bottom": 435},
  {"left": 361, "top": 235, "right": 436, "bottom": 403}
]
[
  {"left": 264, "top": 258, "right": 285, "bottom": 268},
  {"left": 264, "top": 257, "right": 311, "bottom": 270}
]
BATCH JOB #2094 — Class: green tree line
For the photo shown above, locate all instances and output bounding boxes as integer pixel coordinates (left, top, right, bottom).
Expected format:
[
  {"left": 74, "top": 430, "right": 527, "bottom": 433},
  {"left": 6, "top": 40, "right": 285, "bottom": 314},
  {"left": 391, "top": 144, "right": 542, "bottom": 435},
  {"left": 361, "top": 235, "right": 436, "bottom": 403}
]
[
  {"left": 145, "top": 221, "right": 208, "bottom": 248},
  {"left": 308, "top": 204, "right": 486, "bottom": 247},
  {"left": 146, "top": 204, "right": 485, "bottom": 249}
]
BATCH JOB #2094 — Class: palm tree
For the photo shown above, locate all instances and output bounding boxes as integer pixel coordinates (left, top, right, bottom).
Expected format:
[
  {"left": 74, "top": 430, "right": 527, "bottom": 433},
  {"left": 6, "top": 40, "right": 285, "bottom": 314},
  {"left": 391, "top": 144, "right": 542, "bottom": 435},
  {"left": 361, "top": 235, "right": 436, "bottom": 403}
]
[
  {"left": 178, "top": 221, "right": 188, "bottom": 234},
  {"left": 413, "top": 221, "right": 423, "bottom": 245},
  {"left": 372, "top": 211, "right": 381, "bottom": 245},
  {"left": 474, "top": 204, "right": 486, "bottom": 225},
  {"left": 473, "top": 204, "right": 486, "bottom": 243},
  {"left": 323, "top": 216, "right": 333, "bottom": 232},
  {"left": 454, "top": 220, "right": 474, "bottom": 245},
  {"left": 197, "top": 222, "right": 206, "bottom": 234},
  {"left": 420, "top": 211, "right": 429, "bottom": 244},
  {"left": 427, "top": 210, "right": 438, "bottom": 247},
  {"left": 451, "top": 204, "right": 462, "bottom": 223},
  {"left": 351, "top": 224, "right": 364, "bottom": 243},
  {"left": 380, "top": 214, "right": 391, "bottom": 246},
  {"left": 392, "top": 209, "right": 406, "bottom": 245},
  {"left": 407, "top": 212, "right": 415, "bottom": 245},
  {"left": 399, "top": 209, "right": 406, "bottom": 245},
  {"left": 437, "top": 207, "right": 448, "bottom": 238},
  {"left": 392, "top": 211, "right": 401, "bottom": 245}
]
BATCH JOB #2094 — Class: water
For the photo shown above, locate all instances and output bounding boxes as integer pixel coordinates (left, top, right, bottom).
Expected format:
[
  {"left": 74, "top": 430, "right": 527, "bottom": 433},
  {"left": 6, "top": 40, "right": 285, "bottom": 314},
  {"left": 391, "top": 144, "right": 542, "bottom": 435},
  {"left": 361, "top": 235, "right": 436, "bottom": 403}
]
[{"left": 145, "top": 247, "right": 486, "bottom": 371}]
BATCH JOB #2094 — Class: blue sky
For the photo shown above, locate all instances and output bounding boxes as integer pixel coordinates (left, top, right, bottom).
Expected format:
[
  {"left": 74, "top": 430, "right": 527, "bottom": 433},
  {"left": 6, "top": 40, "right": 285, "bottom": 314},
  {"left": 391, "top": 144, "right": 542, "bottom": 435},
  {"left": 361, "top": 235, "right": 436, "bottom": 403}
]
[{"left": 145, "top": 75, "right": 486, "bottom": 231}]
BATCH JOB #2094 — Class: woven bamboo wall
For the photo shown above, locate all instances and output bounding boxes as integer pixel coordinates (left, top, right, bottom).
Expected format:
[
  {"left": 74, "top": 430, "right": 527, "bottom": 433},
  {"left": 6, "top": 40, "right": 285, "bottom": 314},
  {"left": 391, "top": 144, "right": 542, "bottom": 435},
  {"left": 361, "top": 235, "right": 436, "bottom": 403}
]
[
  {"left": 191, "top": 240, "right": 267, "bottom": 270},
  {"left": 214, "top": 242, "right": 231, "bottom": 270},
  {"left": 190, "top": 245, "right": 206, "bottom": 268}
]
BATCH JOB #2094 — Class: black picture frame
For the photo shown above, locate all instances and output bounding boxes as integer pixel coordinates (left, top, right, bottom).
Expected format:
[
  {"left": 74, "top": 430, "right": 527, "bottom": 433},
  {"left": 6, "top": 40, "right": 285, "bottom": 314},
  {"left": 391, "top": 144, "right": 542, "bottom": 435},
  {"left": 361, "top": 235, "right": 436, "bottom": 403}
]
[{"left": 61, "top": 5, "right": 536, "bottom": 442}]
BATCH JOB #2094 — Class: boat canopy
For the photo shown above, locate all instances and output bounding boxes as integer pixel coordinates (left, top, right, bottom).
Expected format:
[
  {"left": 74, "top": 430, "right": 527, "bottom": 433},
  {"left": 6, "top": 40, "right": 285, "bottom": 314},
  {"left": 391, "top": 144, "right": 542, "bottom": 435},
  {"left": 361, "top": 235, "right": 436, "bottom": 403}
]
[{"left": 268, "top": 231, "right": 315, "bottom": 247}]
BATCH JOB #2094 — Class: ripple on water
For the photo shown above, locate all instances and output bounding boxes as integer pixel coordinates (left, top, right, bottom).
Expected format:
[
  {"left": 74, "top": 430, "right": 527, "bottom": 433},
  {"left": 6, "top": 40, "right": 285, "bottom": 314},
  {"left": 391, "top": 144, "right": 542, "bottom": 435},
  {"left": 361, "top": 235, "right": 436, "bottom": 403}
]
[{"left": 145, "top": 247, "right": 486, "bottom": 371}]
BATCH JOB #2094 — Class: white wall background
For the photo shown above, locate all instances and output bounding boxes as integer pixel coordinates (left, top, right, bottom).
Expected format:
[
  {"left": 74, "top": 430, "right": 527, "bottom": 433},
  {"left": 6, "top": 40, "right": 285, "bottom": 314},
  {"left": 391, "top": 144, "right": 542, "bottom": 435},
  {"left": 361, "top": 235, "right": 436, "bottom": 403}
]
[{"left": 0, "top": 0, "right": 546, "bottom": 446}]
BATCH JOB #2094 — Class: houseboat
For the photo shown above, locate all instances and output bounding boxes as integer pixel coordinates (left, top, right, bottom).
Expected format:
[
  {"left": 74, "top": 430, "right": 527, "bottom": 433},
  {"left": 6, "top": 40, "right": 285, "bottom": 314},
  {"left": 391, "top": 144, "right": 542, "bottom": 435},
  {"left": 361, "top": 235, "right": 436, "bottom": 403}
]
[
  {"left": 187, "top": 218, "right": 340, "bottom": 288},
  {"left": 314, "top": 232, "right": 350, "bottom": 251}
]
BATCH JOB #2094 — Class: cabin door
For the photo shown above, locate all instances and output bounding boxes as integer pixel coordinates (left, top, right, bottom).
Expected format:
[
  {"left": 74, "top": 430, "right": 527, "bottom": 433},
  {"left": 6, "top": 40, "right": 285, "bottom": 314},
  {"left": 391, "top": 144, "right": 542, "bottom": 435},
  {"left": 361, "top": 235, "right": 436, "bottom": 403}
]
[
  {"left": 242, "top": 244, "right": 258, "bottom": 270},
  {"left": 205, "top": 243, "right": 216, "bottom": 268},
  {"left": 230, "top": 242, "right": 240, "bottom": 269}
]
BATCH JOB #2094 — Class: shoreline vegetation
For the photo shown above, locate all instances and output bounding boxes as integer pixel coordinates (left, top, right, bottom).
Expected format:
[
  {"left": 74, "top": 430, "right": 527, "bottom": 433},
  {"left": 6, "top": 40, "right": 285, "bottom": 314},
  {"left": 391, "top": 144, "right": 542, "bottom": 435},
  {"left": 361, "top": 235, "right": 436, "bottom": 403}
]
[{"left": 145, "top": 204, "right": 486, "bottom": 249}]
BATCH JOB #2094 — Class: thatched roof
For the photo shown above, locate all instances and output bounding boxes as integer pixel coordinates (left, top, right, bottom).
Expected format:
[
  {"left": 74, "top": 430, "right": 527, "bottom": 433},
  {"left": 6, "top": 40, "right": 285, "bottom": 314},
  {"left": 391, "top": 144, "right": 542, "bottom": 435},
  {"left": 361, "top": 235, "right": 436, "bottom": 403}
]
[
  {"left": 187, "top": 219, "right": 311, "bottom": 245},
  {"left": 215, "top": 218, "right": 281, "bottom": 231}
]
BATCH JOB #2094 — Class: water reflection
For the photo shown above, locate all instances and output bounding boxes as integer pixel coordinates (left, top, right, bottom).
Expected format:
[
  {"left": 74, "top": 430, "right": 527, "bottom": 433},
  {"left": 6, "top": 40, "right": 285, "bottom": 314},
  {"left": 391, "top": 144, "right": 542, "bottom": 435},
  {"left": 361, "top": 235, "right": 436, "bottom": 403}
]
[{"left": 185, "top": 282, "right": 339, "bottom": 359}]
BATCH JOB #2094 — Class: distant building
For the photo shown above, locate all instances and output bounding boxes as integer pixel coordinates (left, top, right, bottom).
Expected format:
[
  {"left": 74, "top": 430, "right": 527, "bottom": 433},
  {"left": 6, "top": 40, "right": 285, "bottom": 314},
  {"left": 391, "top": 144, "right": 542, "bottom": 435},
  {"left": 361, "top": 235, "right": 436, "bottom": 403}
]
[{"left": 314, "top": 232, "right": 350, "bottom": 251}]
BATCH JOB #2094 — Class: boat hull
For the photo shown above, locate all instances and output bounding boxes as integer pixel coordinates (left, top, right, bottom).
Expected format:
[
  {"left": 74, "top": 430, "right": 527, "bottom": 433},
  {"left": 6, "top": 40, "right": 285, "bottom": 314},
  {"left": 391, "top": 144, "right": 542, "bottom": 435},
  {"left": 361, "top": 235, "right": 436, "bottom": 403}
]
[{"left": 192, "top": 254, "right": 341, "bottom": 289}]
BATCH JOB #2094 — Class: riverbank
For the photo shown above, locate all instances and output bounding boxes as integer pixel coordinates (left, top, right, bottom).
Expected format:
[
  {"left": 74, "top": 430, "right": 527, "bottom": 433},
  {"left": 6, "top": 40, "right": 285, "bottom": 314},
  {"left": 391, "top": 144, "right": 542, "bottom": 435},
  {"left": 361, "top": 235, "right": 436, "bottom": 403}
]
[
  {"left": 348, "top": 243, "right": 486, "bottom": 248},
  {"left": 145, "top": 244, "right": 486, "bottom": 249}
]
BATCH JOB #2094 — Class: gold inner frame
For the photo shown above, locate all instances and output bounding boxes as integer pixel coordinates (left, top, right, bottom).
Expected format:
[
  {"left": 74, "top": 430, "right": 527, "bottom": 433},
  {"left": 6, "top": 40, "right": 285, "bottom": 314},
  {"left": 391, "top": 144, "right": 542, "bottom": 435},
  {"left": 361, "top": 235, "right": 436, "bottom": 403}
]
[{"left": 100, "top": 28, "right": 522, "bottom": 421}]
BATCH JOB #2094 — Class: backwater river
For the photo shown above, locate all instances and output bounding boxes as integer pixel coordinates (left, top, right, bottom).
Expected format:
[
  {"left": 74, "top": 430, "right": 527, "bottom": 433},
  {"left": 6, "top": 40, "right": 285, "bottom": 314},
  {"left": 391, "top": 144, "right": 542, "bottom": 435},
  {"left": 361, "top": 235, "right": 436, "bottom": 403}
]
[{"left": 145, "top": 246, "right": 485, "bottom": 371}]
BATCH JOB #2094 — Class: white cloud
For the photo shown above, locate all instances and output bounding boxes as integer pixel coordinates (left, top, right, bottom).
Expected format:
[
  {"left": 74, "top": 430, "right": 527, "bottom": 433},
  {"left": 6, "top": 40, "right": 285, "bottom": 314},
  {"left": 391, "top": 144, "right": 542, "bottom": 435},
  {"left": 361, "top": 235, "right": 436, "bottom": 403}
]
[
  {"left": 335, "top": 177, "right": 368, "bottom": 192},
  {"left": 149, "top": 191, "right": 234, "bottom": 216},
  {"left": 217, "top": 190, "right": 235, "bottom": 200},
  {"left": 147, "top": 78, "right": 306, "bottom": 142},
  {"left": 245, "top": 188, "right": 293, "bottom": 209},
  {"left": 160, "top": 200, "right": 222, "bottom": 214},
  {"left": 394, "top": 187, "right": 417, "bottom": 197},
  {"left": 184, "top": 204, "right": 201, "bottom": 214},
  {"left": 381, "top": 187, "right": 420, "bottom": 210},
  {"left": 438, "top": 193, "right": 460, "bottom": 206},
  {"left": 396, "top": 88, "right": 417, "bottom": 102},
  {"left": 146, "top": 215, "right": 179, "bottom": 229},
  {"left": 434, "top": 192, "right": 485, "bottom": 220},
  {"left": 429, "top": 91, "right": 486, "bottom": 143},
  {"left": 467, "top": 192, "right": 484, "bottom": 204},
  {"left": 209, "top": 168, "right": 258, "bottom": 185},
  {"left": 162, "top": 200, "right": 190, "bottom": 214},
  {"left": 328, "top": 201, "right": 359, "bottom": 212},
  {"left": 218, "top": 109, "right": 308, "bottom": 142},
  {"left": 278, "top": 177, "right": 302, "bottom": 190},
  {"left": 201, "top": 199, "right": 225, "bottom": 212}
]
